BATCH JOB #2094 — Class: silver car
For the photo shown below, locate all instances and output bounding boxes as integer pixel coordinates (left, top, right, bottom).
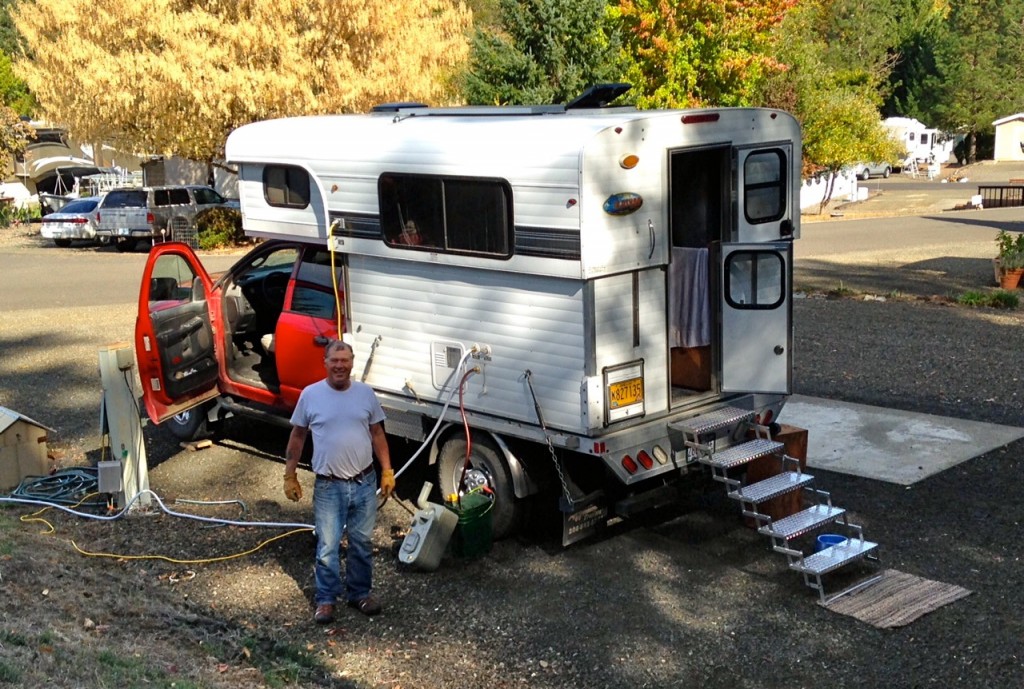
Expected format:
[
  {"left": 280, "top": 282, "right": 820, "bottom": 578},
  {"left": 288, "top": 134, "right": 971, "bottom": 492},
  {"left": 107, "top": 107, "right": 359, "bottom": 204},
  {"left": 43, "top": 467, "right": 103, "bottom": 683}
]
[
  {"left": 853, "top": 161, "right": 893, "bottom": 180},
  {"left": 39, "top": 196, "right": 108, "bottom": 248}
]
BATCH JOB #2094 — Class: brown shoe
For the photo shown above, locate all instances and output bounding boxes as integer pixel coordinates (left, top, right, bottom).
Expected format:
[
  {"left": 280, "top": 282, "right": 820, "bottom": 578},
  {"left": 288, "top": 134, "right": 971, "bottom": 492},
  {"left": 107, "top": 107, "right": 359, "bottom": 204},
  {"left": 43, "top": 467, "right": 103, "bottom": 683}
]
[
  {"left": 347, "top": 595, "right": 382, "bottom": 616},
  {"left": 314, "top": 603, "right": 334, "bottom": 624}
]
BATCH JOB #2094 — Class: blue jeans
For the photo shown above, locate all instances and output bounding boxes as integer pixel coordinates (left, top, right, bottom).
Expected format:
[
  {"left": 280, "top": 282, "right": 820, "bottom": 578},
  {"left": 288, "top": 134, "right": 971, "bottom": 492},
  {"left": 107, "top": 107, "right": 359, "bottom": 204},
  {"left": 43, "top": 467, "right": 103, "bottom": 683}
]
[{"left": 313, "top": 473, "right": 377, "bottom": 605}]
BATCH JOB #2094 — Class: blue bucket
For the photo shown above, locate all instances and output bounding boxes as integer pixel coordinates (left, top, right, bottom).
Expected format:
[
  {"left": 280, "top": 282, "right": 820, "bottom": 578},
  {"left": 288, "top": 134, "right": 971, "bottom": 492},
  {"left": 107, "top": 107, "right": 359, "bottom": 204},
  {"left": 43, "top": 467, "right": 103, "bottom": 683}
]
[{"left": 816, "top": 534, "right": 848, "bottom": 552}]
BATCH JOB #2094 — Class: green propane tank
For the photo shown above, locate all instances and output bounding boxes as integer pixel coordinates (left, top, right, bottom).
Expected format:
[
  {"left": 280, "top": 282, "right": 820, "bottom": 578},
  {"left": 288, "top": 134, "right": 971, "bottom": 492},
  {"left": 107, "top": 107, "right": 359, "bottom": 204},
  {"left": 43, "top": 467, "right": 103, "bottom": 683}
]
[{"left": 448, "top": 491, "right": 493, "bottom": 558}]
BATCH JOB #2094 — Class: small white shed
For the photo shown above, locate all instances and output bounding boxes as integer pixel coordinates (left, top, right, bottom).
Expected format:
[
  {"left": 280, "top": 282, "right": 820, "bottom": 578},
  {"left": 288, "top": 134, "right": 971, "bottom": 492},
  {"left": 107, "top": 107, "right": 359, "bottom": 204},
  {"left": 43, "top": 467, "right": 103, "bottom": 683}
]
[
  {"left": 0, "top": 406, "right": 53, "bottom": 490},
  {"left": 992, "top": 113, "right": 1024, "bottom": 162}
]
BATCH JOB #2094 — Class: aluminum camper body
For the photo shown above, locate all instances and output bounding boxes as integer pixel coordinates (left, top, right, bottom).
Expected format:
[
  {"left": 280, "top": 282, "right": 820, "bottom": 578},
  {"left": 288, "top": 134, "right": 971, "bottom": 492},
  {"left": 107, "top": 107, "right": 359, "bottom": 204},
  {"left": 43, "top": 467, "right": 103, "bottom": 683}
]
[{"left": 209, "top": 104, "right": 800, "bottom": 538}]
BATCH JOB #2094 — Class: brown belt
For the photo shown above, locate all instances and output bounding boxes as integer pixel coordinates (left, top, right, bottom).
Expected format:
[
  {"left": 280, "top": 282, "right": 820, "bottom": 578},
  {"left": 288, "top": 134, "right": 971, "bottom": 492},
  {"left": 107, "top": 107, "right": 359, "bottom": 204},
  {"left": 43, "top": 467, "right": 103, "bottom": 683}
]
[{"left": 316, "top": 465, "right": 374, "bottom": 482}]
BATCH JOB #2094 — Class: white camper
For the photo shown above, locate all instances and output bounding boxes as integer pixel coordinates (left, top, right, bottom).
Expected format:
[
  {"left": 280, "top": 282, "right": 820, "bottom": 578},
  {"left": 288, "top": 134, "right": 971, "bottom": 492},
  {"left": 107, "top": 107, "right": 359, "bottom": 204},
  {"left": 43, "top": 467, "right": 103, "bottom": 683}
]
[{"left": 146, "top": 96, "right": 803, "bottom": 544}]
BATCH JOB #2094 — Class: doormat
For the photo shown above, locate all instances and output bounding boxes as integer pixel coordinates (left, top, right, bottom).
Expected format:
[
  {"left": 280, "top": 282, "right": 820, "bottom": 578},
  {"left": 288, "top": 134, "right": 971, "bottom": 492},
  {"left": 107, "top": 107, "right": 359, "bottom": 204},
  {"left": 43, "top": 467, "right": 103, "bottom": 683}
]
[{"left": 821, "top": 569, "right": 971, "bottom": 628}]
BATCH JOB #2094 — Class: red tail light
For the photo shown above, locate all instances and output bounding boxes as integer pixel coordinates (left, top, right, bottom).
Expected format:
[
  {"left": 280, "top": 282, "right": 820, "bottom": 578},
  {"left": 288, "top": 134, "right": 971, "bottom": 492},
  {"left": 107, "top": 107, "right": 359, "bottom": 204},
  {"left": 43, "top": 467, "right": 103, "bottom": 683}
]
[
  {"left": 96, "top": 213, "right": 101, "bottom": 222},
  {"left": 621, "top": 455, "right": 638, "bottom": 474},
  {"left": 637, "top": 450, "right": 653, "bottom": 469},
  {"left": 147, "top": 212, "right": 155, "bottom": 224}
]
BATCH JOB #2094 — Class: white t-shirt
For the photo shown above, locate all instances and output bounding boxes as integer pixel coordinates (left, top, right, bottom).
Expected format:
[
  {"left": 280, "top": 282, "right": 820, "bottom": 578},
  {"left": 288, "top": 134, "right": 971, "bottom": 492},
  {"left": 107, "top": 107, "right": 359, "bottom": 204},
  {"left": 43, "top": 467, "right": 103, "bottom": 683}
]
[{"left": 290, "top": 379, "right": 386, "bottom": 478}]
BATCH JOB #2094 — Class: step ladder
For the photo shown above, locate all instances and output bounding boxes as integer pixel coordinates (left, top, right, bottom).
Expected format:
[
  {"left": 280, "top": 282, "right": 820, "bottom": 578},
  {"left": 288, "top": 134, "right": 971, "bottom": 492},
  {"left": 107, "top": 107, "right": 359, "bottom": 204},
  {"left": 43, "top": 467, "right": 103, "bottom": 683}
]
[{"left": 671, "top": 406, "right": 882, "bottom": 604}]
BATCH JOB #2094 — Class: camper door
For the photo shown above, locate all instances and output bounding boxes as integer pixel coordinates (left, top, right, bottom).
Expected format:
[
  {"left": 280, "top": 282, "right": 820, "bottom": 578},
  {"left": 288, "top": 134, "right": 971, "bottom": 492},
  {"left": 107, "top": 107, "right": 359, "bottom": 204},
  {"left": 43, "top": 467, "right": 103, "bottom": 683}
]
[{"left": 720, "top": 243, "right": 791, "bottom": 394}]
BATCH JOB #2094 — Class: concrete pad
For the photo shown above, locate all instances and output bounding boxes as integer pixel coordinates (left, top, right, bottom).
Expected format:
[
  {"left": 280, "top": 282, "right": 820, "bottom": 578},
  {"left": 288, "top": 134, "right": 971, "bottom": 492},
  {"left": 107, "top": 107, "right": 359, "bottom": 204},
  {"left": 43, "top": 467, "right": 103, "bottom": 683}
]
[{"left": 777, "top": 395, "right": 1024, "bottom": 485}]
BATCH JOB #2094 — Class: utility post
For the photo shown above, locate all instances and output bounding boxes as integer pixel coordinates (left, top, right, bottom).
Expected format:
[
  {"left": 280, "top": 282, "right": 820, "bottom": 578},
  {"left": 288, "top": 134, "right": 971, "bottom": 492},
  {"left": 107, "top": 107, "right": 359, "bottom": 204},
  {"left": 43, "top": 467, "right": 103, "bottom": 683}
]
[{"left": 98, "top": 342, "right": 150, "bottom": 509}]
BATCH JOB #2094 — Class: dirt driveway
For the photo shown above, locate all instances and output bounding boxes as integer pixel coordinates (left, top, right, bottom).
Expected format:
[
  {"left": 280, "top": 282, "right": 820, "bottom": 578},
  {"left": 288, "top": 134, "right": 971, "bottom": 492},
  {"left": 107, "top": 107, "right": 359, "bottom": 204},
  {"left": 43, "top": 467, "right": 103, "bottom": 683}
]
[{"left": 1, "top": 219, "right": 1023, "bottom": 688}]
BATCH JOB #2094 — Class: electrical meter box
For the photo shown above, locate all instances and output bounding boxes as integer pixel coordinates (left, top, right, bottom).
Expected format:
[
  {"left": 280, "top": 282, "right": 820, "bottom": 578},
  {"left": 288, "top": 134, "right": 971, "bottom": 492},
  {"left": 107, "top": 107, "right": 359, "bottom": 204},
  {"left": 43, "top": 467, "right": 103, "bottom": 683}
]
[
  {"left": 0, "top": 406, "right": 53, "bottom": 491},
  {"left": 398, "top": 482, "right": 458, "bottom": 571}
]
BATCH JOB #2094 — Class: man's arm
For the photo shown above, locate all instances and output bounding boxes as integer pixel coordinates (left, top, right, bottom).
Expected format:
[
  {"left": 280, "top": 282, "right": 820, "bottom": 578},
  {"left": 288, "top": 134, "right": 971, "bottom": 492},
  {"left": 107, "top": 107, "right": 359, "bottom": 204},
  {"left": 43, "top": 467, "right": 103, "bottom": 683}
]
[
  {"left": 285, "top": 425, "right": 308, "bottom": 474},
  {"left": 369, "top": 422, "right": 391, "bottom": 472},
  {"left": 283, "top": 425, "right": 308, "bottom": 502}
]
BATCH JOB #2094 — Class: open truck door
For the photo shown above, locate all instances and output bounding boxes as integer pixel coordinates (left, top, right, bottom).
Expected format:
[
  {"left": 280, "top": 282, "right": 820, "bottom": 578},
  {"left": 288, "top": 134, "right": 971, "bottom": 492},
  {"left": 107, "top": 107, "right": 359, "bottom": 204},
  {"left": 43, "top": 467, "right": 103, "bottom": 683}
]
[
  {"left": 720, "top": 242, "right": 792, "bottom": 394},
  {"left": 135, "top": 243, "right": 221, "bottom": 425}
]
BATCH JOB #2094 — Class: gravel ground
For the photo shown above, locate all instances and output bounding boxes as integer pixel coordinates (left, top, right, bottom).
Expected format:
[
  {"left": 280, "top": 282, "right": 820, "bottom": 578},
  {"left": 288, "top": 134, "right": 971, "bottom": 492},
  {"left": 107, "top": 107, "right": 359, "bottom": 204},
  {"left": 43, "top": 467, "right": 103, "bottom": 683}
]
[{"left": 1, "top": 219, "right": 1023, "bottom": 688}]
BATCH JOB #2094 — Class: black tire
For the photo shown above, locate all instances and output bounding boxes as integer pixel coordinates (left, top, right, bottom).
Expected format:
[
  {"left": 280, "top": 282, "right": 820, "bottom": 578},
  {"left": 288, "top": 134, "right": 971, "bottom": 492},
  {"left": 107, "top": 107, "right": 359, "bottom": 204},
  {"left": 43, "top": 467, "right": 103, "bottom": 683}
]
[
  {"left": 95, "top": 235, "right": 111, "bottom": 247},
  {"left": 115, "top": 239, "right": 136, "bottom": 253},
  {"left": 437, "top": 434, "right": 520, "bottom": 539},
  {"left": 166, "top": 402, "right": 218, "bottom": 441},
  {"left": 860, "top": 169, "right": 871, "bottom": 181},
  {"left": 882, "top": 167, "right": 891, "bottom": 179},
  {"left": 53, "top": 238, "right": 72, "bottom": 248}
]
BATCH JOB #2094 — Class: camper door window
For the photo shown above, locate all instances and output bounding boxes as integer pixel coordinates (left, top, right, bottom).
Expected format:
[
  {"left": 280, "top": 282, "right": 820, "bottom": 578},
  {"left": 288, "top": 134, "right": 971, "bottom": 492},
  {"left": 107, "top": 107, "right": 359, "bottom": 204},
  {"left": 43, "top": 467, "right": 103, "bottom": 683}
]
[
  {"left": 742, "top": 150, "right": 786, "bottom": 223},
  {"left": 379, "top": 173, "right": 512, "bottom": 258},
  {"left": 724, "top": 251, "right": 784, "bottom": 309},
  {"left": 263, "top": 165, "right": 311, "bottom": 209}
]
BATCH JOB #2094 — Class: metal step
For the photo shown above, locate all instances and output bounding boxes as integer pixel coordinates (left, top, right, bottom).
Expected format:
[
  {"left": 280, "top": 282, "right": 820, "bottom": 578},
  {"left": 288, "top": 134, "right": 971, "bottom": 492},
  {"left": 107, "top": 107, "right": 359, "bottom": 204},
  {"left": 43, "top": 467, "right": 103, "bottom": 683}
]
[
  {"left": 791, "top": 539, "right": 879, "bottom": 577},
  {"left": 728, "top": 471, "right": 814, "bottom": 504},
  {"left": 758, "top": 504, "right": 846, "bottom": 541},
  {"left": 698, "top": 438, "right": 783, "bottom": 469},
  {"left": 672, "top": 406, "right": 756, "bottom": 436}
]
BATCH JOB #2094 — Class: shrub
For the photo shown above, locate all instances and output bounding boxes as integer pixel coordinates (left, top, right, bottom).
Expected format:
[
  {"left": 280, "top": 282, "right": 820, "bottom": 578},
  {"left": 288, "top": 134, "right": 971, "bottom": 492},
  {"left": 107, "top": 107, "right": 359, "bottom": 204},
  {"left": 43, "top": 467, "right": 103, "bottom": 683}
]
[
  {"left": 195, "top": 207, "right": 244, "bottom": 250},
  {"left": 957, "top": 289, "right": 1019, "bottom": 309}
]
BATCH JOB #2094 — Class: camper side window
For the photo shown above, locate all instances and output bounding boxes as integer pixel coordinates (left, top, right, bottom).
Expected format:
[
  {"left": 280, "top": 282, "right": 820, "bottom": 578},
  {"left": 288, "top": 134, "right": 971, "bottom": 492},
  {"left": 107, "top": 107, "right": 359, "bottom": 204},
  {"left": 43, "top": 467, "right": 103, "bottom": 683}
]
[
  {"left": 378, "top": 173, "right": 512, "bottom": 258},
  {"left": 263, "top": 165, "right": 311, "bottom": 209},
  {"left": 725, "top": 251, "right": 784, "bottom": 309}
]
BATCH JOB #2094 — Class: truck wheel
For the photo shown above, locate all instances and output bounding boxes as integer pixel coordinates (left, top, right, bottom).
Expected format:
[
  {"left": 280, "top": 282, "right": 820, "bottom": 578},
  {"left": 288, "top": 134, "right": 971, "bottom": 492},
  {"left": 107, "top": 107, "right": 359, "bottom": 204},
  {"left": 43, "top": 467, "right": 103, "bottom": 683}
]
[
  {"left": 95, "top": 235, "right": 111, "bottom": 247},
  {"left": 437, "top": 435, "right": 520, "bottom": 539},
  {"left": 882, "top": 167, "right": 891, "bottom": 179},
  {"left": 166, "top": 402, "right": 218, "bottom": 441},
  {"left": 115, "top": 239, "right": 136, "bottom": 253},
  {"left": 53, "top": 238, "right": 72, "bottom": 248}
]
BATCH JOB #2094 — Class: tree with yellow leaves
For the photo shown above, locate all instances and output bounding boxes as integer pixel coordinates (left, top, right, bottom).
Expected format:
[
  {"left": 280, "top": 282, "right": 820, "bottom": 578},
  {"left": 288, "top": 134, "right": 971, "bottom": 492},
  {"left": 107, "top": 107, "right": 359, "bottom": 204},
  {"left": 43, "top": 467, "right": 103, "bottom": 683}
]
[{"left": 12, "top": 0, "right": 471, "bottom": 164}]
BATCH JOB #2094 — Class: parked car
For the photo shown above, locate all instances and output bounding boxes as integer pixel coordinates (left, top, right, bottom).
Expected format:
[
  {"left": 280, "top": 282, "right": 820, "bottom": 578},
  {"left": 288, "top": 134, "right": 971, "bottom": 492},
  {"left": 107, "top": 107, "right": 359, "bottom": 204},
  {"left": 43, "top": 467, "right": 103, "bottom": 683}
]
[
  {"left": 39, "top": 196, "right": 107, "bottom": 247},
  {"left": 852, "top": 161, "right": 892, "bottom": 180},
  {"left": 94, "top": 185, "right": 239, "bottom": 252}
]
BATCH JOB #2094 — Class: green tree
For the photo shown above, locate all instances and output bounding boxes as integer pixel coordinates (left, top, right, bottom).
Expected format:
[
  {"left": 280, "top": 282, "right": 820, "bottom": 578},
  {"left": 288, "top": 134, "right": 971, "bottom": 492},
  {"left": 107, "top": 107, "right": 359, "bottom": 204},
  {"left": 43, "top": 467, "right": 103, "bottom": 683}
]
[
  {"left": 12, "top": 0, "right": 472, "bottom": 164},
  {"left": 461, "top": 0, "right": 624, "bottom": 106},
  {"left": 759, "top": 1, "right": 903, "bottom": 210},
  {"left": 930, "top": 0, "right": 1024, "bottom": 162},
  {"left": 611, "top": 0, "right": 798, "bottom": 109}
]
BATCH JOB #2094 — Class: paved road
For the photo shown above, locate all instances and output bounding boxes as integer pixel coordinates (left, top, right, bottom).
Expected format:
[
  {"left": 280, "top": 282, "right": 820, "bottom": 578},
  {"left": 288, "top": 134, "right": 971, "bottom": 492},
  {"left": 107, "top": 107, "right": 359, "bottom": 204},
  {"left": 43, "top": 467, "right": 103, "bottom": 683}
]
[
  {"left": 797, "top": 206, "right": 1024, "bottom": 296},
  {"left": 0, "top": 240, "right": 242, "bottom": 311}
]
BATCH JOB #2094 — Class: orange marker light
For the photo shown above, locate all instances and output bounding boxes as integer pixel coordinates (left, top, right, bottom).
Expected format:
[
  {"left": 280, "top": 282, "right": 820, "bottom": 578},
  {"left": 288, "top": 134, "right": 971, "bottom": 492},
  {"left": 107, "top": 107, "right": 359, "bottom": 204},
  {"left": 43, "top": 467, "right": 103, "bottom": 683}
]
[{"left": 619, "top": 154, "right": 640, "bottom": 169}]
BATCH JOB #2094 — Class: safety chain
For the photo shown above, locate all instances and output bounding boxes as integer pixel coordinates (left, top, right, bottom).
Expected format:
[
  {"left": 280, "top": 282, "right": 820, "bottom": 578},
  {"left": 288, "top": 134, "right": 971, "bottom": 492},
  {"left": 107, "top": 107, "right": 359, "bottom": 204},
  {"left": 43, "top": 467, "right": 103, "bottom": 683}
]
[{"left": 523, "top": 370, "right": 574, "bottom": 510}]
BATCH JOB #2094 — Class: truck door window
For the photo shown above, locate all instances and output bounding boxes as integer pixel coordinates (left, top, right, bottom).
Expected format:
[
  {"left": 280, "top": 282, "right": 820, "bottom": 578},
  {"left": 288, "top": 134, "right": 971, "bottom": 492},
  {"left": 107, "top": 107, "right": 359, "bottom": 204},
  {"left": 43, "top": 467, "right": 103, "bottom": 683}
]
[
  {"left": 149, "top": 254, "right": 196, "bottom": 306},
  {"left": 725, "top": 250, "right": 784, "bottom": 308},
  {"left": 379, "top": 173, "right": 512, "bottom": 258},
  {"left": 263, "top": 165, "right": 311, "bottom": 209},
  {"left": 289, "top": 249, "right": 344, "bottom": 323},
  {"left": 743, "top": 150, "right": 786, "bottom": 223}
]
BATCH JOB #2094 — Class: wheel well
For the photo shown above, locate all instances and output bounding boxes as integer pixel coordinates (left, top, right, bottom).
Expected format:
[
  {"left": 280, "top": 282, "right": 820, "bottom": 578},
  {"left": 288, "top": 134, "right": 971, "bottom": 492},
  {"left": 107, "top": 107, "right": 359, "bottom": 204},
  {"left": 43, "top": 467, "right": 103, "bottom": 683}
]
[{"left": 429, "top": 425, "right": 539, "bottom": 498}]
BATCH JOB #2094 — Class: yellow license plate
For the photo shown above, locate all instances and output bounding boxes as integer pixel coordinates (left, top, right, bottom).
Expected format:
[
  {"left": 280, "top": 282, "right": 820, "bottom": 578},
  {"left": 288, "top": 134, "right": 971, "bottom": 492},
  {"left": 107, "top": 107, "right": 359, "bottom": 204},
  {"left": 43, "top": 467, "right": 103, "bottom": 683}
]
[{"left": 609, "top": 377, "right": 644, "bottom": 409}]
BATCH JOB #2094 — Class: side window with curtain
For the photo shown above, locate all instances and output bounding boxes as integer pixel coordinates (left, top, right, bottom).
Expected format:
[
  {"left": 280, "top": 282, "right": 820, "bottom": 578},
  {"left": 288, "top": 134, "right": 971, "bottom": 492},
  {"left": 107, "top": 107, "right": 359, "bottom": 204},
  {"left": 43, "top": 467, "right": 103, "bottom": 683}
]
[{"left": 378, "top": 173, "right": 513, "bottom": 258}]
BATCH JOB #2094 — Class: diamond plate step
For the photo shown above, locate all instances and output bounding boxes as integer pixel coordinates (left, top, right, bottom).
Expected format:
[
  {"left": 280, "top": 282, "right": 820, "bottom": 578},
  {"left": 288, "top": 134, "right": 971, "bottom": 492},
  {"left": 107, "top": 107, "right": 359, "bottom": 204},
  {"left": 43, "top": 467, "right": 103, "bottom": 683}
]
[
  {"left": 728, "top": 471, "right": 814, "bottom": 504},
  {"left": 758, "top": 504, "right": 846, "bottom": 541},
  {"left": 792, "top": 539, "right": 879, "bottom": 577},
  {"left": 697, "top": 438, "right": 783, "bottom": 469},
  {"left": 671, "top": 406, "right": 756, "bottom": 436}
]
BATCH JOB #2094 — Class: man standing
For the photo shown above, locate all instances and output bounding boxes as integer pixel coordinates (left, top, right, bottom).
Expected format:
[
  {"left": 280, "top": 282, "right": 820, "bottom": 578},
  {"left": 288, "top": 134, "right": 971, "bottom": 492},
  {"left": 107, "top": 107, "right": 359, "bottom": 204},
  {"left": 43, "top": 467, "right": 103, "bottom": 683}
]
[{"left": 283, "top": 340, "right": 395, "bottom": 623}]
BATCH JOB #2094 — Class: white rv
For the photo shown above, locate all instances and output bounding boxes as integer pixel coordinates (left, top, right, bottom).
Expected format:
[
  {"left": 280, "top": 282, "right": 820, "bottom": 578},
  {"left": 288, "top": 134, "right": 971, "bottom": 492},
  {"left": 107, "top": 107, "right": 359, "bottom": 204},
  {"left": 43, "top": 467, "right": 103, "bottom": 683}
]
[{"left": 137, "top": 92, "right": 803, "bottom": 545}]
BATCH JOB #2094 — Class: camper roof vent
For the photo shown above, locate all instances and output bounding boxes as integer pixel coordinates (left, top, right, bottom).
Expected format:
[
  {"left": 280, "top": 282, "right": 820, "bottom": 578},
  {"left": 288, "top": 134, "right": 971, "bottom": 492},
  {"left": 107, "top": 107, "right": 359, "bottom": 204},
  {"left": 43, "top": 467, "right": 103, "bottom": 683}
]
[{"left": 565, "top": 83, "right": 632, "bottom": 110}]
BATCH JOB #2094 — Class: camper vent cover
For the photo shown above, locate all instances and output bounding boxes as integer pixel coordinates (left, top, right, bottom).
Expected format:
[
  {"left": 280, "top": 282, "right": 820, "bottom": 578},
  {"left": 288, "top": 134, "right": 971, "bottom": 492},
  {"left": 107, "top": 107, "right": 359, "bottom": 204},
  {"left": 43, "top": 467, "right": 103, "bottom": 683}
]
[{"left": 431, "top": 341, "right": 466, "bottom": 391}]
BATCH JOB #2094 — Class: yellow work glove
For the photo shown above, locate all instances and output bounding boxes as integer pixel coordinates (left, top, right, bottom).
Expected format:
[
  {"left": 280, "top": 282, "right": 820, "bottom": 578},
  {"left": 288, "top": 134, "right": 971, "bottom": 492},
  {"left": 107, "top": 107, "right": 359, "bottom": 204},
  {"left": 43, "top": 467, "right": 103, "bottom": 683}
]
[
  {"left": 283, "top": 473, "right": 302, "bottom": 502},
  {"left": 379, "top": 468, "right": 395, "bottom": 498}
]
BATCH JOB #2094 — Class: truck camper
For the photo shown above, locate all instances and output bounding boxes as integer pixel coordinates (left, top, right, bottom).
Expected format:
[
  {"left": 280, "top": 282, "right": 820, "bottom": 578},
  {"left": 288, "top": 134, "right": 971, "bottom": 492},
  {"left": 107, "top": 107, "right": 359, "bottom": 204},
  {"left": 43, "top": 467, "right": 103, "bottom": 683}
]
[{"left": 135, "top": 87, "right": 811, "bottom": 548}]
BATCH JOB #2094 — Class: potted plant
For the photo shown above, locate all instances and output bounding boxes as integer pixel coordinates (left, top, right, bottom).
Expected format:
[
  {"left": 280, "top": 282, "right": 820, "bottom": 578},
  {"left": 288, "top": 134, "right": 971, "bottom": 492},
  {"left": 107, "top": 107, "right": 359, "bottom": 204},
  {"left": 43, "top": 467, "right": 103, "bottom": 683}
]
[{"left": 995, "top": 230, "right": 1024, "bottom": 289}]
